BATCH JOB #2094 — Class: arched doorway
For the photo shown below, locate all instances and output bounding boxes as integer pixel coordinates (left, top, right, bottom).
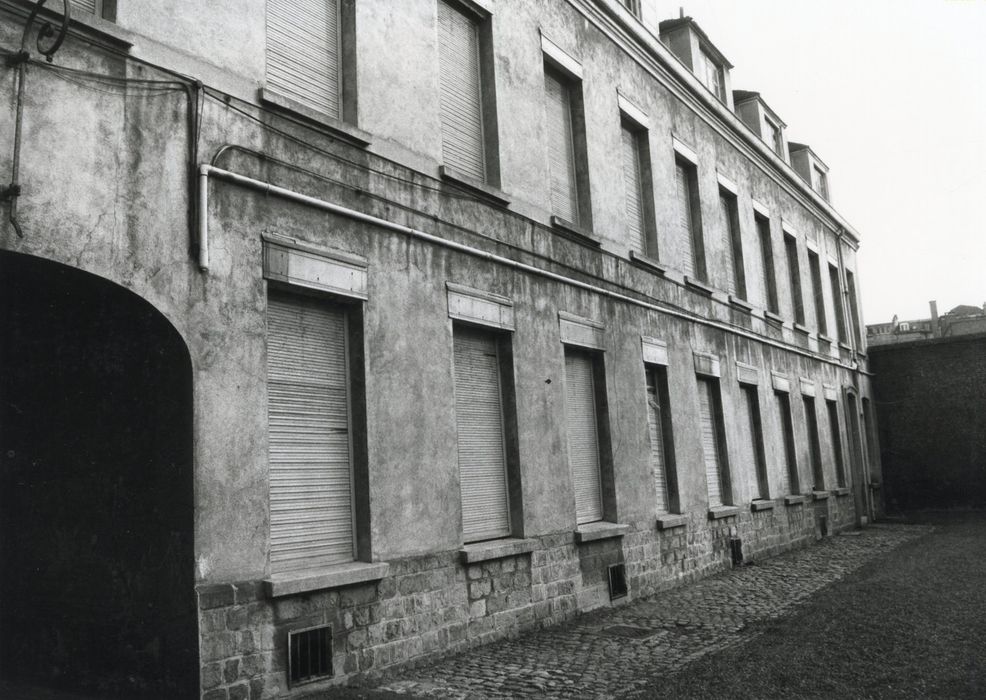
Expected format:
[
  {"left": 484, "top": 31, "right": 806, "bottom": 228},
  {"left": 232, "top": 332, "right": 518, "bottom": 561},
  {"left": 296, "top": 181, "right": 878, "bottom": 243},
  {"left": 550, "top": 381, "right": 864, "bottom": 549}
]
[{"left": 0, "top": 251, "right": 198, "bottom": 697}]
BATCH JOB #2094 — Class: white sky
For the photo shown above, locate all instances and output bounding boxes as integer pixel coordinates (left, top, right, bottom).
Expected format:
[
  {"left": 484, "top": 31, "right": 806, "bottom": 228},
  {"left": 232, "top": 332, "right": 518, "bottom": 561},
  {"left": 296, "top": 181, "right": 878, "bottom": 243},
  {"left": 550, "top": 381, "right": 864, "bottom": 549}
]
[{"left": 662, "top": 0, "right": 986, "bottom": 323}]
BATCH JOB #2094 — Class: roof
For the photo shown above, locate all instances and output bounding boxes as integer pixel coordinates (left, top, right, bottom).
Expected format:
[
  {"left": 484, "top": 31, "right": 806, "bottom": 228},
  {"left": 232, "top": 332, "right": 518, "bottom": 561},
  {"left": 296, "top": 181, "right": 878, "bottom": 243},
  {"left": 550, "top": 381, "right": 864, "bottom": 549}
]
[
  {"left": 733, "top": 90, "right": 787, "bottom": 127},
  {"left": 945, "top": 304, "right": 983, "bottom": 317},
  {"left": 788, "top": 142, "right": 829, "bottom": 170},
  {"left": 658, "top": 16, "right": 733, "bottom": 69}
]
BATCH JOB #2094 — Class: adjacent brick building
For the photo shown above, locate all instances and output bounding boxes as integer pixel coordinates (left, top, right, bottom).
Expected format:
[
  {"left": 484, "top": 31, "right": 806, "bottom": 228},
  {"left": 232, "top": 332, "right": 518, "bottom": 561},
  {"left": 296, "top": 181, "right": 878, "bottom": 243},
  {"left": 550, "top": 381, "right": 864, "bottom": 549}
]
[{"left": 0, "top": 0, "right": 882, "bottom": 697}]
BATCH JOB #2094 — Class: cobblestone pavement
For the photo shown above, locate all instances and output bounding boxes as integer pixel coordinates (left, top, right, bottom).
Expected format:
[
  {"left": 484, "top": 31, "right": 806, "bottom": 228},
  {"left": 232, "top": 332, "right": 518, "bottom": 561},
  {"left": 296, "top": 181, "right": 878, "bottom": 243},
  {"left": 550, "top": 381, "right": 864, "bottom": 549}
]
[{"left": 364, "top": 524, "right": 930, "bottom": 699}]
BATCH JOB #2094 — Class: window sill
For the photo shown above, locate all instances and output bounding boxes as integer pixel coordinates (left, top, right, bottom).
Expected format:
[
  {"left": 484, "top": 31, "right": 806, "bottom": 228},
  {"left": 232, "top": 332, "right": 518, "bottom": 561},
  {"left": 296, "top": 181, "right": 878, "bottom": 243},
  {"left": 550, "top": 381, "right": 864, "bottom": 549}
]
[
  {"left": 574, "top": 521, "right": 629, "bottom": 543},
  {"left": 783, "top": 494, "right": 807, "bottom": 506},
  {"left": 439, "top": 166, "right": 510, "bottom": 207},
  {"left": 656, "top": 513, "right": 688, "bottom": 530},
  {"left": 259, "top": 88, "right": 372, "bottom": 148},
  {"left": 708, "top": 505, "right": 740, "bottom": 520},
  {"left": 751, "top": 499, "right": 775, "bottom": 512},
  {"left": 764, "top": 310, "right": 785, "bottom": 325},
  {"left": 833, "top": 487, "right": 851, "bottom": 497},
  {"left": 264, "top": 561, "right": 389, "bottom": 598},
  {"left": 5, "top": 0, "right": 133, "bottom": 49},
  {"left": 550, "top": 216, "right": 600, "bottom": 247},
  {"left": 838, "top": 341, "right": 853, "bottom": 351},
  {"left": 459, "top": 538, "right": 537, "bottom": 564},
  {"left": 793, "top": 323, "right": 811, "bottom": 335},
  {"left": 869, "top": 481, "right": 882, "bottom": 490},
  {"left": 818, "top": 333, "right": 836, "bottom": 345},
  {"left": 684, "top": 276, "right": 715, "bottom": 296},
  {"left": 812, "top": 490, "right": 830, "bottom": 501},
  {"left": 729, "top": 295, "right": 754, "bottom": 312},
  {"left": 629, "top": 250, "right": 668, "bottom": 275}
]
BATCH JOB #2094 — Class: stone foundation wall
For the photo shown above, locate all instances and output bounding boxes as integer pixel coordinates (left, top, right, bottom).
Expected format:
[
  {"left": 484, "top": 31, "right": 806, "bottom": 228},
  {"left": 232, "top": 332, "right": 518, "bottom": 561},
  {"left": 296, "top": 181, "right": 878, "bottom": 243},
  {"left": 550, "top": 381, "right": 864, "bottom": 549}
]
[{"left": 196, "top": 496, "right": 856, "bottom": 699}]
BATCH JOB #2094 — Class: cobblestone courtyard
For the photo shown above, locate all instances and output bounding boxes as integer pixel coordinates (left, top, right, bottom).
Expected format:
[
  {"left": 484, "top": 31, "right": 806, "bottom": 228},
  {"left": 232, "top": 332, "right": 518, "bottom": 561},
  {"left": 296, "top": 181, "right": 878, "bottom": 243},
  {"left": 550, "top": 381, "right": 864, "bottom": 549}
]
[{"left": 325, "top": 521, "right": 936, "bottom": 699}]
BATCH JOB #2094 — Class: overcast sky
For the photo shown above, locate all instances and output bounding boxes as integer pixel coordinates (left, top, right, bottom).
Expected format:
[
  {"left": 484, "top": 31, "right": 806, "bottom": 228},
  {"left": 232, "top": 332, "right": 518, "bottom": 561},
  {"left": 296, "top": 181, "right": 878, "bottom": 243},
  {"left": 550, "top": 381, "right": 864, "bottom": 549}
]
[{"left": 665, "top": 0, "right": 986, "bottom": 323}]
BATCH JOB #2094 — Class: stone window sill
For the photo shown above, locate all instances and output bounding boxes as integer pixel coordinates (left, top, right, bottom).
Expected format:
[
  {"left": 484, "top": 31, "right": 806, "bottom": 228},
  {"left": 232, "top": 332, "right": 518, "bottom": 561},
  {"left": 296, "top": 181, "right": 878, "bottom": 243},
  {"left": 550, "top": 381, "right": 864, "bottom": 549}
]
[
  {"left": 459, "top": 538, "right": 537, "bottom": 564},
  {"left": 812, "top": 490, "right": 830, "bottom": 501},
  {"left": 629, "top": 250, "right": 667, "bottom": 275},
  {"left": 833, "top": 487, "right": 851, "bottom": 497},
  {"left": 550, "top": 216, "right": 600, "bottom": 247},
  {"left": 764, "top": 310, "right": 785, "bottom": 325},
  {"left": 574, "top": 521, "right": 629, "bottom": 543},
  {"left": 684, "top": 276, "right": 715, "bottom": 296},
  {"left": 818, "top": 334, "right": 836, "bottom": 345},
  {"left": 708, "top": 505, "right": 740, "bottom": 520},
  {"left": 656, "top": 513, "right": 688, "bottom": 530},
  {"left": 751, "top": 499, "right": 775, "bottom": 512},
  {"left": 439, "top": 166, "right": 510, "bottom": 206},
  {"left": 259, "top": 88, "right": 372, "bottom": 148},
  {"left": 783, "top": 494, "right": 807, "bottom": 506},
  {"left": 793, "top": 323, "right": 811, "bottom": 335},
  {"left": 838, "top": 341, "right": 853, "bottom": 351},
  {"left": 729, "top": 295, "right": 754, "bottom": 312},
  {"left": 264, "top": 561, "right": 389, "bottom": 598},
  {"left": 869, "top": 481, "right": 882, "bottom": 490}
]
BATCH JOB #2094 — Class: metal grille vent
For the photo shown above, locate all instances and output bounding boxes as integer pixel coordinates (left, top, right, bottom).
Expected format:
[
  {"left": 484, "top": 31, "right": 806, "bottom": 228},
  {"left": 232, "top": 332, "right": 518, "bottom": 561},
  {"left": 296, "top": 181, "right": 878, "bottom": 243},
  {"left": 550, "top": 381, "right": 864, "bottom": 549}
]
[
  {"left": 288, "top": 626, "right": 333, "bottom": 687},
  {"left": 608, "top": 563, "right": 628, "bottom": 600}
]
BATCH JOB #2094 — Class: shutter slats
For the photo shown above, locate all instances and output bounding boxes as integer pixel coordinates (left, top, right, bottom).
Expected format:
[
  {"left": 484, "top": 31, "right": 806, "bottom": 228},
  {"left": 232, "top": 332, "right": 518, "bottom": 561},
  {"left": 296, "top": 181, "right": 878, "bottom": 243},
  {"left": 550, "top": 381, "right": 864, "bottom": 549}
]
[
  {"left": 454, "top": 329, "right": 511, "bottom": 542},
  {"left": 565, "top": 352, "right": 603, "bottom": 523},
  {"left": 720, "top": 194, "right": 736, "bottom": 296},
  {"left": 267, "top": 295, "right": 354, "bottom": 572},
  {"left": 267, "top": 0, "right": 341, "bottom": 119},
  {"left": 698, "top": 378, "right": 724, "bottom": 507},
  {"left": 676, "top": 163, "right": 695, "bottom": 277},
  {"left": 622, "top": 126, "right": 647, "bottom": 255},
  {"left": 646, "top": 371, "right": 668, "bottom": 513},
  {"left": 545, "top": 70, "right": 579, "bottom": 224},
  {"left": 71, "top": 0, "right": 98, "bottom": 14},
  {"left": 438, "top": 1, "right": 486, "bottom": 181},
  {"left": 737, "top": 388, "right": 760, "bottom": 500}
]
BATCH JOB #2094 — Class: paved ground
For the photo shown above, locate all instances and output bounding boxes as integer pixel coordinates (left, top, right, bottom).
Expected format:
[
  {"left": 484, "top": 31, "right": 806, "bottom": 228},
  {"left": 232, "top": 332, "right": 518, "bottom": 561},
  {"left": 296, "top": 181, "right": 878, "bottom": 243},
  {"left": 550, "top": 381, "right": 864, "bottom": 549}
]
[{"left": 333, "top": 521, "right": 932, "bottom": 699}]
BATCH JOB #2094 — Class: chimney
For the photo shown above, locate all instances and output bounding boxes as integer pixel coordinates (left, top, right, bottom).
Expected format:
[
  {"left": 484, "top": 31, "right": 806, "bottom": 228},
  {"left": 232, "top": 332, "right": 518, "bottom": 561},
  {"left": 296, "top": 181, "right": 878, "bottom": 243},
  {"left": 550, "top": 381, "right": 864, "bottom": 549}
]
[{"left": 929, "top": 300, "right": 941, "bottom": 338}]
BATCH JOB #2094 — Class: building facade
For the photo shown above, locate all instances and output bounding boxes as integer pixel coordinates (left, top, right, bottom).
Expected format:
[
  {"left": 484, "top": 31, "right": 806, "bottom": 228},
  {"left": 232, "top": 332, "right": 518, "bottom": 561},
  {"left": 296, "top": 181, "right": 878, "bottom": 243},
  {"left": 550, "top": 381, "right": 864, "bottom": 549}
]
[
  {"left": 0, "top": 0, "right": 881, "bottom": 697},
  {"left": 868, "top": 301, "right": 986, "bottom": 346}
]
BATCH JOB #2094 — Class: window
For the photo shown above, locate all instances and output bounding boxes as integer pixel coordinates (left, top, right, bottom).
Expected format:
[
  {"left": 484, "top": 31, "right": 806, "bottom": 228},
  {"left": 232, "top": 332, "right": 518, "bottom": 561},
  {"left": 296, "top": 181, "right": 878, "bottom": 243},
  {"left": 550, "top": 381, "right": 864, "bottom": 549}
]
[
  {"left": 827, "top": 399, "right": 847, "bottom": 488},
  {"left": 719, "top": 189, "right": 745, "bottom": 298},
  {"left": 675, "top": 158, "right": 705, "bottom": 280},
  {"left": 738, "top": 384, "right": 769, "bottom": 500},
  {"left": 544, "top": 65, "right": 590, "bottom": 228},
  {"left": 699, "top": 50, "right": 725, "bottom": 102},
  {"left": 803, "top": 396, "right": 824, "bottom": 490},
  {"left": 621, "top": 121, "right": 655, "bottom": 257},
  {"left": 267, "top": 292, "right": 361, "bottom": 572},
  {"left": 438, "top": 1, "right": 497, "bottom": 184},
  {"left": 862, "top": 397, "right": 879, "bottom": 479},
  {"left": 776, "top": 391, "right": 800, "bottom": 495},
  {"left": 813, "top": 166, "right": 829, "bottom": 200},
  {"left": 846, "top": 270, "right": 863, "bottom": 351},
  {"left": 618, "top": 0, "right": 641, "bottom": 17},
  {"left": 645, "top": 365, "right": 678, "bottom": 514},
  {"left": 453, "top": 325, "right": 514, "bottom": 542},
  {"left": 697, "top": 377, "right": 731, "bottom": 507},
  {"left": 564, "top": 348, "right": 609, "bottom": 523},
  {"left": 266, "top": 0, "right": 352, "bottom": 121},
  {"left": 764, "top": 116, "right": 784, "bottom": 157},
  {"left": 784, "top": 234, "right": 805, "bottom": 325},
  {"left": 808, "top": 250, "right": 827, "bottom": 335},
  {"left": 756, "top": 214, "right": 778, "bottom": 313},
  {"left": 829, "top": 262, "right": 847, "bottom": 343},
  {"left": 71, "top": 0, "right": 114, "bottom": 20}
]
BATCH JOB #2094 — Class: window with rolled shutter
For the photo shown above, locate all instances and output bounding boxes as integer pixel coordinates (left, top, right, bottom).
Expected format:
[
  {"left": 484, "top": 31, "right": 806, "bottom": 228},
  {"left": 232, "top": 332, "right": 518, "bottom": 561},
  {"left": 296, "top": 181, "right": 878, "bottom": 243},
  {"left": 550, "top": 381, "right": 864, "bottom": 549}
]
[
  {"left": 697, "top": 378, "right": 727, "bottom": 507},
  {"left": 622, "top": 125, "right": 647, "bottom": 256},
  {"left": 438, "top": 1, "right": 486, "bottom": 182},
  {"left": 646, "top": 367, "right": 669, "bottom": 513},
  {"left": 757, "top": 215, "right": 778, "bottom": 312},
  {"left": 267, "top": 0, "right": 342, "bottom": 119},
  {"left": 565, "top": 350, "right": 603, "bottom": 523},
  {"left": 545, "top": 68, "right": 579, "bottom": 224},
  {"left": 675, "top": 161, "right": 697, "bottom": 278},
  {"left": 809, "top": 250, "right": 827, "bottom": 335},
  {"left": 719, "top": 193, "right": 736, "bottom": 296},
  {"left": 267, "top": 293, "right": 354, "bottom": 573},
  {"left": 776, "top": 391, "right": 800, "bottom": 495},
  {"left": 453, "top": 327, "right": 510, "bottom": 542},
  {"left": 738, "top": 385, "right": 769, "bottom": 500},
  {"left": 804, "top": 396, "right": 824, "bottom": 489},
  {"left": 827, "top": 400, "right": 846, "bottom": 488},
  {"left": 71, "top": 0, "right": 100, "bottom": 15},
  {"left": 785, "top": 235, "right": 805, "bottom": 325}
]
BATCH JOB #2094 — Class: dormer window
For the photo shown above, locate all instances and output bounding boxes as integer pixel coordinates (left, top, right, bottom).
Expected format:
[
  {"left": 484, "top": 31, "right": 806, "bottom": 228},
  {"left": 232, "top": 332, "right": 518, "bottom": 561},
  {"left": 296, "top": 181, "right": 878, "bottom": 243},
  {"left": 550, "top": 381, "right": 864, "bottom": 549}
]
[
  {"left": 765, "top": 116, "right": 783, "bottom": 157},
  {"left": 700, "top": 50, "right": 725, "bottom": 101},
  {"left": 813, "top": 166, "right": 829, "bottom": 200},
  {"left": 733, "top": 91, "right": 787, "bottom": 161},
  {"left": 659, "top": 16, "right": 733, "bottom": 108},
  {"left": 789, "top": 142, "right": 831, "bottom": 202}
]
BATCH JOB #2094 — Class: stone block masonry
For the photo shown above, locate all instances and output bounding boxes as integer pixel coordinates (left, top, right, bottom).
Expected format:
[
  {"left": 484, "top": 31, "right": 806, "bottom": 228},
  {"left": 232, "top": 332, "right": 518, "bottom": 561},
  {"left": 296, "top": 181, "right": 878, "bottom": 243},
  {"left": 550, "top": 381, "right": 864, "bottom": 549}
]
[{"left": 196, "top": 498, "right": 856, "bottom": 698}]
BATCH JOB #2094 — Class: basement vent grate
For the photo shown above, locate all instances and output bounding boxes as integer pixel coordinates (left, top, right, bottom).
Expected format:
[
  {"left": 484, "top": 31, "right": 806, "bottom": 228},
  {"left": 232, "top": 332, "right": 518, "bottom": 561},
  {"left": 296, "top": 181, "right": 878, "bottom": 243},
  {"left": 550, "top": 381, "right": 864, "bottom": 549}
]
[
  {"left": 608, "top": 563, "right": 628, "bottom": 600},
  {"left": 287, "top": 625, "right": 333, "bottom": 687},
  {"left": 601, "top": 624, "right": 655, "bottom": 639}
]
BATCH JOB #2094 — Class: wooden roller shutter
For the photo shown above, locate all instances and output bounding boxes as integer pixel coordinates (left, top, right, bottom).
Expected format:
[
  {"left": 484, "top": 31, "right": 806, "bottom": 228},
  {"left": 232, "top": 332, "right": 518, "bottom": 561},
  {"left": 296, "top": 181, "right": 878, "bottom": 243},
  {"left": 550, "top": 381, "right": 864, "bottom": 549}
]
[
  {"left": 697, "top": 378, "right": 724, "bottom": 507},
  {"left": 622, "top": 126, "right": 646, "bottom": 256},
  {"left": 676, "top": 163, "right": 696, "bottom": 278},
  {"left": 71, "top": 0, "right": 98, "bottom": 14},
  {"left": 438, "top": 1, "right": 486, "bottom": 182},
  {"left": 267, "top": 294, "right": 354, "bottom": 573},
  {"left": 267, "top": 0, "right": 342, "bottom": 119},
  {"left": 719, "top": 194, "right": 736, "bottom": 296},
  {"left": 545, "top": 70, "right": 579, "bottom": 224},
  {"left": 737, "top": 387, "right": 761, "bottom": 499},
  {"left": 646, "top": 369, "right": 668, "bottom": 513},
  {"left": 828, "top": 400, "right": 847, "bottom": 488},
  {"left": 565, "top": 351, "right": 603, "bottom": 523},
  {"left": 453, "top": 328, "right": 510, "bottom": 542}
]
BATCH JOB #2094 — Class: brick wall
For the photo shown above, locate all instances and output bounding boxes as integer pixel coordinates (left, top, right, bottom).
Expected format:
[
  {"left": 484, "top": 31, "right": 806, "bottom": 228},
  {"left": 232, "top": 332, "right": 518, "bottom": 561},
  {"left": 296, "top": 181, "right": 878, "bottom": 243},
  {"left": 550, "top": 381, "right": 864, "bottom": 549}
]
[{"left": 869, "top": 334, "right": 986, "bottom": 510}]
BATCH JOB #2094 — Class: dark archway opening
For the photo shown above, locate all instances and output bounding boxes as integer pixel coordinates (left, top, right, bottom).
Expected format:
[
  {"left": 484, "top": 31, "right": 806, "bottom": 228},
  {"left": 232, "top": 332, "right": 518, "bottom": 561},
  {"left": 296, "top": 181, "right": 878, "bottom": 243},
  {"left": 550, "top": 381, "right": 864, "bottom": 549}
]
[{"left": 0, "top": 251, "right": 197, "bottom": 697}]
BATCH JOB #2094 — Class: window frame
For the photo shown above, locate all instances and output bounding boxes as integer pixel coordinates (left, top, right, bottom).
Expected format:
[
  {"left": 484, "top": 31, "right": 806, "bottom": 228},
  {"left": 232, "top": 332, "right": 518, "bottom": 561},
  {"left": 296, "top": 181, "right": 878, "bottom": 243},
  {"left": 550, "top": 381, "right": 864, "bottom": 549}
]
[
  {"left": 739, "top": 383, "right": 770, "bottom": 501},
  {"left": 697, "top": 375, "right": 732, "bottom": 507},
  {"left": 756, "top": 213, "right": 779, "bottom": 313},
  {"left": 784, "top": 233, "right": 805, "bottom": 325},
  {"left": 827, "top": 399, "right": 847, "bottom": 488},
  {"left": 542, "top": 56, "right": 593, "bottom": 231},
  {"left": 803, "top": 395, "right": 824, "bottom": 491},
  {"left": 719, "top": 187, "right": 746, "bottom": 299},
  {"left": 808, "top": 249, "right": 828, "bottom": 335},
  {"left": 829, "top": 262, "right": 848, "bottom": 343},
  {"left": 620, "top": 115, "right": 657, "bottom": 258},
  {"left": 644, "top": 363, "right": 680, "bottom": 515},
  {"left": 776, "top": 390, "right": 800, "bottom": 495},
  {"left": 675, "top": 155, "right": 706, "bottom": 281}
]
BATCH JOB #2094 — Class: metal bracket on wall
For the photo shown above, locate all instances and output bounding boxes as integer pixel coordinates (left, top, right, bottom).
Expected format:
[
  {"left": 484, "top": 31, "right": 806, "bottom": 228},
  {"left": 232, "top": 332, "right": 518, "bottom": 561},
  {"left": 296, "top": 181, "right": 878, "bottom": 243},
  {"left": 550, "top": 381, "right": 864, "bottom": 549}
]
[{"left": 5, "top": 0, "right": 71, "bottom": 238}]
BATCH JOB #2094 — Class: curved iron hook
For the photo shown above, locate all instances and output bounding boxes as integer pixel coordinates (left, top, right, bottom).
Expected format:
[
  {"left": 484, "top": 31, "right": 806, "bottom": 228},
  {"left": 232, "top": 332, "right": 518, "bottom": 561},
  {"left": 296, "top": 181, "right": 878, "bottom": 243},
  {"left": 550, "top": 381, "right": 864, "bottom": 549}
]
[{"left": 20, "top": 0, "right": 71, "bottom": 62}]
